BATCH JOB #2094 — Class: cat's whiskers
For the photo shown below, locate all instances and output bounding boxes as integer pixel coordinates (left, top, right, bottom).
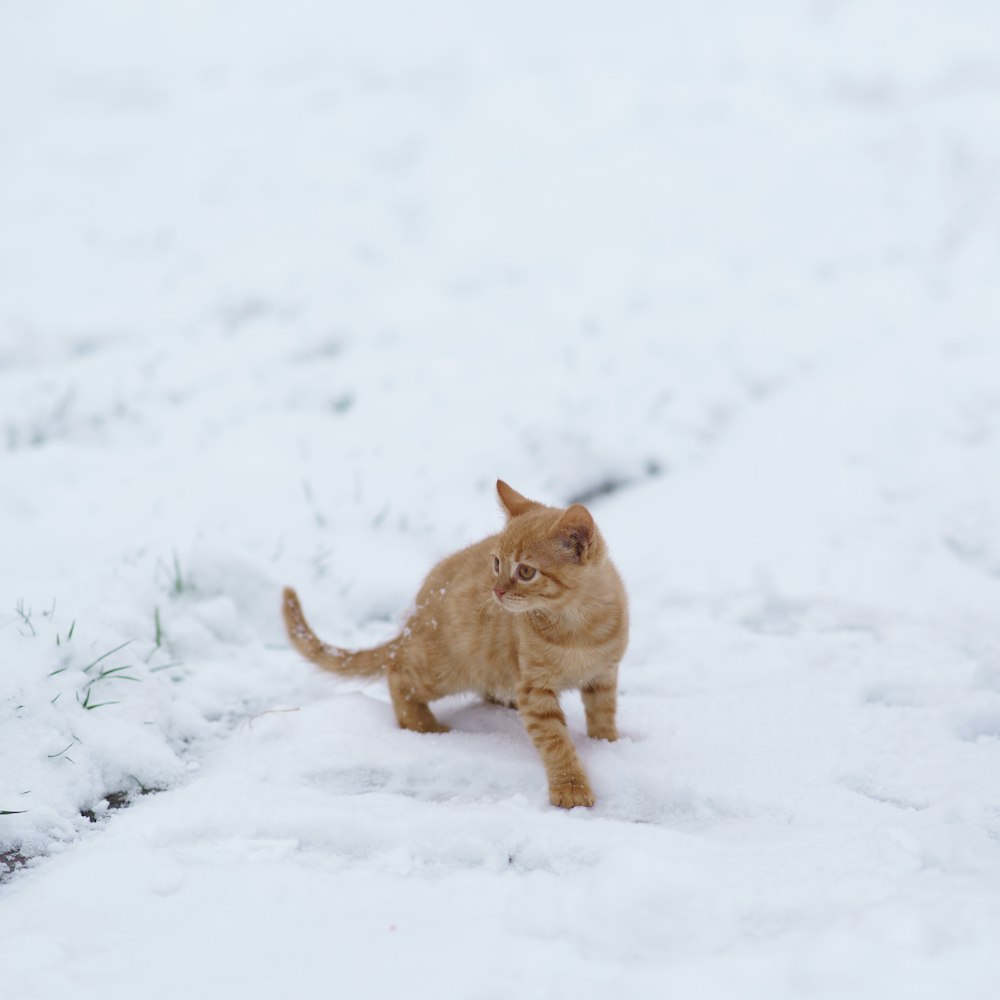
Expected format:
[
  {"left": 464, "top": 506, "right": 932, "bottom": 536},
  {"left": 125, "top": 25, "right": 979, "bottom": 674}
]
[
  {"left": 527, "top": 608, "right": 556, "bottom": 633},
  {"left": 477, "top": 595, "right": 500, "bottom": 623}
]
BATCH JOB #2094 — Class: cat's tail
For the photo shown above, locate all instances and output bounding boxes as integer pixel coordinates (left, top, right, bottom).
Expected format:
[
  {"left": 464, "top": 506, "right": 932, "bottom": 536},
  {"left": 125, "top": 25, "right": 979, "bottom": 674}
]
[{"left": 282, "top": 587, "right": 389, "bottom": 678}]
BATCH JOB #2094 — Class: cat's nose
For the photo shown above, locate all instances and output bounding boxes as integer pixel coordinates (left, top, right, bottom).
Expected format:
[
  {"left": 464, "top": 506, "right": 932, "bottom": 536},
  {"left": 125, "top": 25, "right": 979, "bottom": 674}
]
[{"left": 493, "top": 586, "right": 506, "bottom": 599}]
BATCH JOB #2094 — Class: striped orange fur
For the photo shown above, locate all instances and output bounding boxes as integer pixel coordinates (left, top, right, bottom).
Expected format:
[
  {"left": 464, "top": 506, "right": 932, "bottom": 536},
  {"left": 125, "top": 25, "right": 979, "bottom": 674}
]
[{"left": 283, "top": 480, "right": 629, "bottom": 808}]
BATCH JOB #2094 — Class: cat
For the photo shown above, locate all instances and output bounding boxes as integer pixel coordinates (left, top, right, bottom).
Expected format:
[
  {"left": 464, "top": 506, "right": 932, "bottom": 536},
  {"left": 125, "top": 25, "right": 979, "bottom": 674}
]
[{"left": 282, "top": 480, "right": 628, "bottom": 808}]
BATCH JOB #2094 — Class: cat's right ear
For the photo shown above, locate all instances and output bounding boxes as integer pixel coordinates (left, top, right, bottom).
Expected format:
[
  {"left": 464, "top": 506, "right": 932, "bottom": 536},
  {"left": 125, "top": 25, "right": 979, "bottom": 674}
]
[
  {"left": 497, "top": 480, "right": 543, "bottom": 520},
  {"left": 554, "top": 504, "right": 596, "bottom": 562}
]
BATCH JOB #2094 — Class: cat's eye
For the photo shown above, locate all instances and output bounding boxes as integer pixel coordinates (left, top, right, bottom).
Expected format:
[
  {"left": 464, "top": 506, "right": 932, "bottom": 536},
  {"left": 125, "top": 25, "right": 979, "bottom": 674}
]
[
  {"left": 492, "top": 556, "right": 500, "bottom": 575},
  {"left": 517, "top": 563, "right": 536, "bottom": 581}
]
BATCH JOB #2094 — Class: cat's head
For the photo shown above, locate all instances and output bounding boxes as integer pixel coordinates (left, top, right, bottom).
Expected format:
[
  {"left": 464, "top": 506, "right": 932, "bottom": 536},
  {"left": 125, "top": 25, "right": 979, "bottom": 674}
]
[{"left": 489, "top": 480, "right": 607, "bottom": 615}]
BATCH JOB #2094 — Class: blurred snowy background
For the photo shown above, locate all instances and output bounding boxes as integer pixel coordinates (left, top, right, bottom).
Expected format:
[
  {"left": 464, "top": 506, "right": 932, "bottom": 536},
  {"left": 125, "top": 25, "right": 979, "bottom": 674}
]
[{"left": 2, "top": 1, "right": 999, "bottom": 997}]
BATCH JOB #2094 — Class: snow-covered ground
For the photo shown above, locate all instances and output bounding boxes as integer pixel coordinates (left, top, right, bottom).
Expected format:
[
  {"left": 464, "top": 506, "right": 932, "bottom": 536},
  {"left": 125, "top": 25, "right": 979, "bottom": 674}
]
[{"left": 3, "top": 1, "right": 1000, "bottom": 996}]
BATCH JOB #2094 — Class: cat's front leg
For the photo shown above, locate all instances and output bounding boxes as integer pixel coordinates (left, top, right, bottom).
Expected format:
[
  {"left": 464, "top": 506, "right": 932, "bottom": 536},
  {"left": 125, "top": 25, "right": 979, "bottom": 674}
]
[
  {"left": 581, "top": 666, "right": 619, "bottom": 741},
  {"left": 516, "top": 679, "right": 594, "bottom": 808}
]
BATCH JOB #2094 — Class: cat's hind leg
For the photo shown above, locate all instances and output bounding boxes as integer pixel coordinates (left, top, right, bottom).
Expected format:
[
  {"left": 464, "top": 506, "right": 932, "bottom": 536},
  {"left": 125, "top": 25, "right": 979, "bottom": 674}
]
[
  {"left": 387, "top": 666, "right": 448, "bottom": 734},
  {"left": 581, "top": 669, "right": 618, "bottom": 741},
  {"left": 484, "top": 691, "right": 517, "bottom": 709}
]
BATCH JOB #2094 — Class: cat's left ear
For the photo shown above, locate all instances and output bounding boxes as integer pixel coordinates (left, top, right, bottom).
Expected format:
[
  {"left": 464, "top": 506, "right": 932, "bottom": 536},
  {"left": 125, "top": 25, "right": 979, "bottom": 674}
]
[
  {"left": 554, "top": 504, "right": 596, "bottom": 562},
  {"left": 497, "top": 480, "right": 544, "bottom": 520}
]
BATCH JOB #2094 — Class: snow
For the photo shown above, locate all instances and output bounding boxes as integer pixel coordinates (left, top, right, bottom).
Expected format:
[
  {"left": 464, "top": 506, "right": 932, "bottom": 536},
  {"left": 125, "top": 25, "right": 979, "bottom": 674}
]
[{"left": 2, "top": 0, "right": 1000, "bottom": 996}]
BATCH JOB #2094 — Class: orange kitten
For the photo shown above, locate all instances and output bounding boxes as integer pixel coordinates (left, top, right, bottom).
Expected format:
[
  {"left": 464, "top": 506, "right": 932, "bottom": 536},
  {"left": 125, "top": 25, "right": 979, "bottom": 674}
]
[{"left": 283, "top": 480, "right": 628, "bottom": 808}]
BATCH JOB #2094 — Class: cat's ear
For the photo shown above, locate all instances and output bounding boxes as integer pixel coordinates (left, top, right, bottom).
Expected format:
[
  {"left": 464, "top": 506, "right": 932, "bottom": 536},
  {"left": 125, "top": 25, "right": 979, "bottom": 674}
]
[
  {"left": 497, "top": 480, "right": 543, "bottom": 520},
  {"left": 554, "top": 504, "right": 596, "bottom": 562}
]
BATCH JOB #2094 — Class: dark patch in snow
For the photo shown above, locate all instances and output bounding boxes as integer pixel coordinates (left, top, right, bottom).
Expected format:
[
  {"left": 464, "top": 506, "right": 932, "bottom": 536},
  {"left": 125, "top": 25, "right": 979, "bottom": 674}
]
[
  {"left": 1, "top": 849, "right": 29, "bottom": 882},
  {"left": 0, "top": 785, "right": 167, "bottom": 882},
  {"left": 80, "top": 788, "right": 134, "bottom": 824},
  {"left": 567, "top": 460, "right": 663, "bottom": 506}
]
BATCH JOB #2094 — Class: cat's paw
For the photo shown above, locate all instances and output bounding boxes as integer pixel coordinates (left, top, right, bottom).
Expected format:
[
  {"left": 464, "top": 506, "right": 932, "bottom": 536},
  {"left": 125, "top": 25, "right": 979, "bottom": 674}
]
[
  {"left": 587, "top": 725, "right": 618, "bottom": 742},
  {"left": 549, "top": 781, "right": 595, "bottom": 809},
  {"left": 418, "top": 720, "right": 451, "bottom": 734},
  {"left": 399, "top": 717, "right": 450, "bottom": 734}
]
